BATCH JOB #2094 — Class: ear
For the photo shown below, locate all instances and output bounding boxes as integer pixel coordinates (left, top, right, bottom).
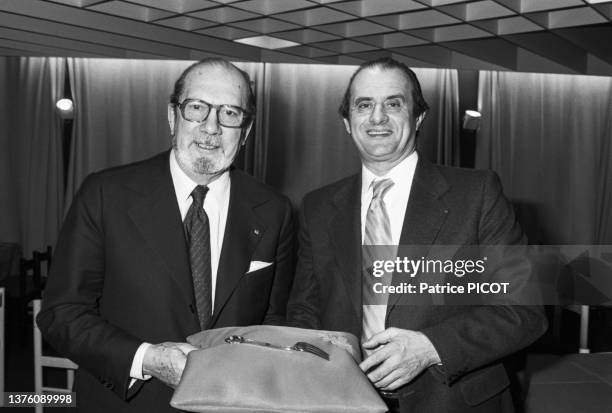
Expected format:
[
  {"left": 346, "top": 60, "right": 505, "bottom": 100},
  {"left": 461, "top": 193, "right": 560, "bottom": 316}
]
[
  {"left": 415, "top": 112, "right": 426, "bottom": 131},
  {"left": 240, "top": 120, "right": 254, "bottom": 146},
  {"left": 167, "top": 104, "right": 176, "bottom": 135},
  {"left": 342, "top": 118, "right": 351, "bottom": 135}
]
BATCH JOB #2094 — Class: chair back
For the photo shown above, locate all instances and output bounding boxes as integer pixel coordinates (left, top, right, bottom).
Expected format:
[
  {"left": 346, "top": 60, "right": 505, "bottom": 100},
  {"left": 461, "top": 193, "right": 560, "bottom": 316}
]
[
  {"left": 32, "top": 299, "right": 78, "bottom": 413},
  {"left": 20, "top": 258, "right": 43, "bottom": 301},
  {"left": 33, "top": 246, "right": 52, "bottom": 277}
]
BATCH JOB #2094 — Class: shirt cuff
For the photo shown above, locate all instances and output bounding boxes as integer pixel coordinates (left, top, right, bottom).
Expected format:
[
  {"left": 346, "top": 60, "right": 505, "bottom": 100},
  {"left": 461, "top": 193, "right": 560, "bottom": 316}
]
[{"left": 130, "top": 342, "right": 153, "bottom": 381}]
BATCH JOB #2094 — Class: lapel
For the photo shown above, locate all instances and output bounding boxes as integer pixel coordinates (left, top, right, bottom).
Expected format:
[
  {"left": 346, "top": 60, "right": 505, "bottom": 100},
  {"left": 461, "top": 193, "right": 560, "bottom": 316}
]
[
  {"left": 211, "top": 169, "right": 264, "bottom": 325},
  {"left": 127, "top": 151, "right": 194, "bottom": 305},
  {"left": 386, "top": 157, "right": 450, "bottom": 313},
  {"left": 329, "top": 175, "right": 362, "bottom": 324}
]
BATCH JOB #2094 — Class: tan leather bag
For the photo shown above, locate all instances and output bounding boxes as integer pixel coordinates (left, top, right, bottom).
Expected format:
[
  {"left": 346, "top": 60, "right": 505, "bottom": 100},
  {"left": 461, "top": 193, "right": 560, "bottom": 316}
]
[{"left": 170, "top": 325, "right": 387, "bottom": 413}]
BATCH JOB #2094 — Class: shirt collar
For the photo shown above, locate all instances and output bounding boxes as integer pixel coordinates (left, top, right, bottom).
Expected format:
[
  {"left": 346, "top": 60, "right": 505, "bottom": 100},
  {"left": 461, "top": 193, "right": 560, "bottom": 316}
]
[
  {"left": 361, "top": 151, "right": 419, "bottom": 197},
  {"left": 169, "top": 149, "right": 230, "bottom": 207}
]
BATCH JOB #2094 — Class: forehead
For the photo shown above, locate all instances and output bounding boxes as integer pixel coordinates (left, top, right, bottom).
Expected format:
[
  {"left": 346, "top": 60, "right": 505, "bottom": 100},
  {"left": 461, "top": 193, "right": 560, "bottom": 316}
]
[
  {"left": 182, "top": 64, "right": 247, "bottom": 106},
  {"left": 350, "top": 67, "right": 413, "bottom": 101}
]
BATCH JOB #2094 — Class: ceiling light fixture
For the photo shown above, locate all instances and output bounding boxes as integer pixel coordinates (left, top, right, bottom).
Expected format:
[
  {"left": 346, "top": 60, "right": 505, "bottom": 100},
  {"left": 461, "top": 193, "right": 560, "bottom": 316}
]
[{"left": 234, "top": 35, "right": 300, "bottom": 50}]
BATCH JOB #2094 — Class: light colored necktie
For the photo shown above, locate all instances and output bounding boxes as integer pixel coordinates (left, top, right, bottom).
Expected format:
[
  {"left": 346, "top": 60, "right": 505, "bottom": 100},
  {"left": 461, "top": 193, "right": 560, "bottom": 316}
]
[
  {"left": 364, "top": 179, "right": 394, "bottom": 246},
  {"left": 362, "top": 179, "right": 394, "bottom": 346}
]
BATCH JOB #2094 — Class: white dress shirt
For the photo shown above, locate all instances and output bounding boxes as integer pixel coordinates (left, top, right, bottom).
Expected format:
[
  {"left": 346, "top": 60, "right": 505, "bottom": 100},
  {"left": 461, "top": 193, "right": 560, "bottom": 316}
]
[
  {"left": 130, "top": 150, "right": 231, "bottom": 382},
  {"left": 361, "top": 151, "right": 418, "bottom": 341}
]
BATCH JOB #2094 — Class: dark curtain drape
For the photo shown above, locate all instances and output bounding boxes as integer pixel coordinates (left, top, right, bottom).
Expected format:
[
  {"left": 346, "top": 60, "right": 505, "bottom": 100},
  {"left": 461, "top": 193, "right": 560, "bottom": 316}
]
[
  {"left": 476, "top": 71, "right": 612, "bottom": 244},
  {"left": 0, "top": 57, "right": 65, "bottom": 255},
  {"left": 65, "top": 58, "right": 263, "bottom": 206},
  {"left": 1, "top": 58, "right": 460, "bottom": 252},
  {"left": 261, "top": 64, "right": 460, "bottom": 204}
]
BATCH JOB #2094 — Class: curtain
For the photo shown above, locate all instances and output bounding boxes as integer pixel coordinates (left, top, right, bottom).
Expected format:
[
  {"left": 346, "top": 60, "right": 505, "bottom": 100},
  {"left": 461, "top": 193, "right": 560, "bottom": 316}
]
[
  {"left": 0, "top": 58, "right": 459, "bottom": 253},
  {"left": 0, "top": 57, "right": 65, "bottom": 255},
  {"left": 415, "top": 68, "right": 460, "bottom": 167},
  {"left": 260, "top": 64, "right": 460, "bottom": 205},
  {"left": 65, "top": 59, "right": 264, "bottom": 204},
  {"left": 65, "top": 58, "right": 192, "bottom": 201},
  {"left": 476, "top": 71, "right": 612, "bottom": 244}
]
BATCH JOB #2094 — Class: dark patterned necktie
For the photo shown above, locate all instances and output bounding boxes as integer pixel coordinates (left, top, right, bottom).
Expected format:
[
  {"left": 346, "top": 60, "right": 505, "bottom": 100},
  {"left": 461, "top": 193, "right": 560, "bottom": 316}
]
[{"left": 184, "top": 185, "right": 212, "bottom": 330}]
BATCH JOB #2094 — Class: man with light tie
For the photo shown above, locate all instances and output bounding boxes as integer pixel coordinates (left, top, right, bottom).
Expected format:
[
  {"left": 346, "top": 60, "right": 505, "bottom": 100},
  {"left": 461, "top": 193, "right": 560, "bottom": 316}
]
[
  {"left": 287, "top": 58, "right": 547, "bottom": 412},
  {"left": 38, "top": 58, "right": 295, "bottom": 412}
]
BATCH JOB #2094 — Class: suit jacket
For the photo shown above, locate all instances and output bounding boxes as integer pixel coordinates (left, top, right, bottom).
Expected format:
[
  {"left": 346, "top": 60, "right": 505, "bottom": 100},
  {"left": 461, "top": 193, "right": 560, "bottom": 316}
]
[
  {"left": 37, "top": 151, "right": 295, "bottom": 412},
  {"left": 287, "top": 156, "right": 547, "bottom": 413}
]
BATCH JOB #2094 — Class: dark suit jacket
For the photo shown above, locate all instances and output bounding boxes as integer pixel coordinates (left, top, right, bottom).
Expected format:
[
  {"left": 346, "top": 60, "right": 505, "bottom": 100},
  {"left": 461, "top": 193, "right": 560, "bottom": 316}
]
[
  {"left": 287, "top": 156, "right": 547, "bottom": 413},
  {"left": 37, "top": 151, "right": 295, "bottom": 412}
]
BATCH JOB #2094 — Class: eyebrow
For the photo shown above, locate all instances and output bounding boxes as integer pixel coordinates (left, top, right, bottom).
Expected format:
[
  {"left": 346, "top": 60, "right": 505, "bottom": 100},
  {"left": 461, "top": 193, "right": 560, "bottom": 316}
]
[{"left": 353, "top": 94, "right": 406, "bottom": 103}]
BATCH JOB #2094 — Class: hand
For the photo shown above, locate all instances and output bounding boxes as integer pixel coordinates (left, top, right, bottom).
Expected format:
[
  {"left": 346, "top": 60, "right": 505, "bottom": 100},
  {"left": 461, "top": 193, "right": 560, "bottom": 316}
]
[
  {"left": 359, "top": 328, "right": 441, "bottom": 391},
  {"left": 142, "top": 342, "right": 198, "bottom": 388}
]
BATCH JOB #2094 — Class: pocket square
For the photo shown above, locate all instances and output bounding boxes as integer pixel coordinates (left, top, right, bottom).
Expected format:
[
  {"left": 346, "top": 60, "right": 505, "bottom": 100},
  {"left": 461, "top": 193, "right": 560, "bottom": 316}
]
[{"left": 246, "top": 260, "right": 272, "bottom": 274}]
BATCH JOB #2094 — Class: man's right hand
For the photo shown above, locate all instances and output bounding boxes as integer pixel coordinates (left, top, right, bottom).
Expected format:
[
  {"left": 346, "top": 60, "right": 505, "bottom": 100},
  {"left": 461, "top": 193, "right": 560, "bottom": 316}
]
[{"left": 142, "top": 342, "right": 198, "bottom": 388}]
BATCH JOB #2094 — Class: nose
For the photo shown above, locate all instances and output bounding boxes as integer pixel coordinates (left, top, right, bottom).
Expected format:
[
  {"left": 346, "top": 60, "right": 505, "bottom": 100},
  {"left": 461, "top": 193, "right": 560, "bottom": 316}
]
[
  {"left": 368, "top": 102, "right": 388, "bottom": 125},
  {"left": 200, "top": 107, "right": 222, "bottom": 134}
]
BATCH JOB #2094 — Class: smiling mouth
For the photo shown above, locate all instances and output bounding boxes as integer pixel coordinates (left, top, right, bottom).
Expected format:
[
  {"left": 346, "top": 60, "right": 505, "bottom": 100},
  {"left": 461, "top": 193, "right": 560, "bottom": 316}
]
[
  {"left": 194, "top": 142, "right": 220, "bottom": 151},
  {"left": 366, "top": 129, "right": 393, "bottom": 137}
]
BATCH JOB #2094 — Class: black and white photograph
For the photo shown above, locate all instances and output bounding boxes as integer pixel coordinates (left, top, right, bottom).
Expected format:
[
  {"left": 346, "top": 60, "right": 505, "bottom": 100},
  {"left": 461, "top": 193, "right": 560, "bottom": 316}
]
[{"left": 0, "top": 1, "right": 611, "bottom": 412}]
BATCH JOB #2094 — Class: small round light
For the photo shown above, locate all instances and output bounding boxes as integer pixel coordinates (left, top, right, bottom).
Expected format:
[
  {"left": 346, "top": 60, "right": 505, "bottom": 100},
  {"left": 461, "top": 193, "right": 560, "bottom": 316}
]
[
  {"left": 56, "top": 98, "right": 73, "bottom": 111},
  {"left": 463, "top": 110, "right": 482, "bottom": 131},
  {"left": 56, "top": 98, "right": 74, "bottom": 119}
]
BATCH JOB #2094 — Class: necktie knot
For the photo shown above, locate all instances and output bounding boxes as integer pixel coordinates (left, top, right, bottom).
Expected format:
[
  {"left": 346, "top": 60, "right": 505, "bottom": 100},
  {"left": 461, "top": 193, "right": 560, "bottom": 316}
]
[
  {"left": 191, "top": 185, "right": 209, "bottom": 208},
  {"left": 371, "top": 179, "right": 394, "bottom": 200}
]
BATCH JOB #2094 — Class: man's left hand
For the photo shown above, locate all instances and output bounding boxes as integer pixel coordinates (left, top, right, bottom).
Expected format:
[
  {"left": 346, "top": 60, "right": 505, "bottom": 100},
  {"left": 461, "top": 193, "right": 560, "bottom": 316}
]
[{"left": 360, "top": 328, "right": 441, "bottom": 391}]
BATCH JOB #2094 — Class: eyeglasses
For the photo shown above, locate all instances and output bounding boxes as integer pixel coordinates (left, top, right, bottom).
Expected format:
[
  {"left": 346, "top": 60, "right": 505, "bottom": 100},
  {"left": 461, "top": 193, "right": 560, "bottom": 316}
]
[
  {"left": 352, "top": 97, "right": 406, "bottom": 115},
  {"left": 176, "top": 98, "right": 250, "bottom": 128}
]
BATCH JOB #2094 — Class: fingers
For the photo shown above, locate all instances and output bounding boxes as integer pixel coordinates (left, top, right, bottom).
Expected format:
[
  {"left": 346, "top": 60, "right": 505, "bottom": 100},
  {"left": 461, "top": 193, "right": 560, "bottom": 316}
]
[
  {"left": 362, "top": 327, "right": 398, "bottom": 349},
  {"left": 380, "top": 375, "right": 410, "bottom": 392},
  {"left": 176, "top": 342, "right": 198, "bottom": 355},
  {"left": 365, "top": 354, "right": 397, "bottom": 385},
  {"left": 359, "top": 343, "right": 393, "bottom": 373}
]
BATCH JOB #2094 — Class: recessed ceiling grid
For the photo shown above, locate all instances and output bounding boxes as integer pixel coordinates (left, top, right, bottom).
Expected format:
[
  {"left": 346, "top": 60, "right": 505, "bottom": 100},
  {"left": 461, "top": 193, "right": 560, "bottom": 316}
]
[{"left": 0, "top": 0, "right": 609, "bottom": 74}]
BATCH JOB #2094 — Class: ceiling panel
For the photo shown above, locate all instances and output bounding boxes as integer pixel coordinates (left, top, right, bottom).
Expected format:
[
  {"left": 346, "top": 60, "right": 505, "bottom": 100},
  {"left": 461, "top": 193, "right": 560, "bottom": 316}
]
[
  {"left": 329, "top": 0, "right": 426, "bottom": 17},
  {"left": 231, "top": 0, "right": 314, "bottom": 15},
  {"left": 0, "top": 0, "right": 607, "bottom": 76},
  {"left": 87, "top": 1, "right": 174, "bottom": 21},
  {"left": 195, "top": 25, "right": 258, "bottom": 40},
  {"left": 355, "top": 32, "right": 429, "bottom": 48},
  {"left": 495, "top": 16, "right": 544, "bottom": 34},
  {"left": 521, "top": 0, "right": 584, "bottom": 13},
  {"left": 230, "top": 17, "right": 302, "bottom": 33},
  {"left": 396, "top": 10, "right": 461, "bottom": 29},
  {"left": 154, "top": 16, "right": 217, "bottom": 31},
  {"left": 465, "top": 0, "right": 516, "bottom": 20},
  {"left": 275, "top": 7, "right": 355, "bottom": 25},
  {"left": 188, "top": 6, "right": 260, "bottom": 23},
  {"left": 434, "top": 24, "right": 494, "bottom": 41},
  {"left": 272, "top": 28, "right": 341, "bottom": 43},
  {"left": 315, "top": 20, "right": 393, "bottom": 37},
  {"left": 126, "top": 0, "right": 217, "bottom": 13},
  {"left": 547, "top": 6, "right": 608, "bottom": 28}
]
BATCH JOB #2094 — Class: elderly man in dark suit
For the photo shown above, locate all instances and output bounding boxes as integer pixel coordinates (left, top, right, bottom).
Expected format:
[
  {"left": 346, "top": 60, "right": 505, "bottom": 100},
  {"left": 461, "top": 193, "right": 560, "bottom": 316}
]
[
  {"left": 37, "top": 58, "right": 295, "bottom": 412},
  {"left": 287, "top": 58, "right": 547, "bottom": 412}
]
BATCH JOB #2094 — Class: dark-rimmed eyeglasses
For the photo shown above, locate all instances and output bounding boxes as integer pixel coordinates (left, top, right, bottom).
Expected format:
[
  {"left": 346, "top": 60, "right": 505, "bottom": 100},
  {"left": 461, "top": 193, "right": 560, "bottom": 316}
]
[{"left": 176, "top": 98, "right": 250, "bottom": 128}]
